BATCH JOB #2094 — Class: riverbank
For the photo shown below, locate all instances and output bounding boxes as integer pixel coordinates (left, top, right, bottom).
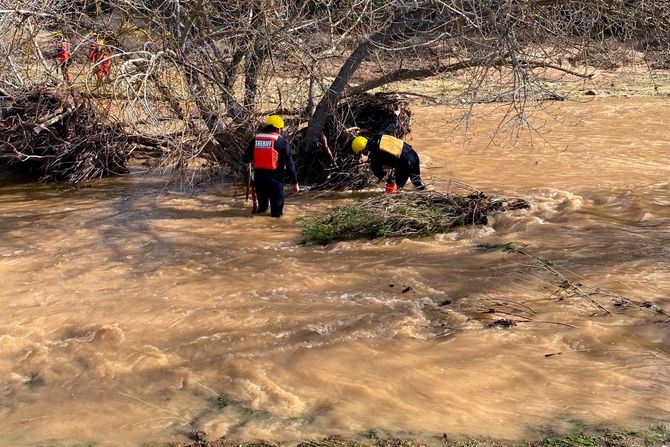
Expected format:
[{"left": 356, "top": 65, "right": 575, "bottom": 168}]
[
  {"left": 371, "top": 66, "right": 670, "bottom": 104},
  {"left": 162, "top": 427, "right": 669, "bottom": 447}
]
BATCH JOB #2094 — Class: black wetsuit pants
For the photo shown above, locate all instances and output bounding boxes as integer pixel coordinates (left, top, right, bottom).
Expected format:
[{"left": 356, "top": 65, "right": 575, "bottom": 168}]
[
  {"left": 396, "top": 149, "right": 425, "bottom": 190},
  {"left": 254, "top": 174, "right": 285, "bottom": 217}
]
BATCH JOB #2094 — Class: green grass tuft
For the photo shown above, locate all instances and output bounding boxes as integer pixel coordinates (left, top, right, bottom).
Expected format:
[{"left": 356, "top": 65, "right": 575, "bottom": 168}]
[
  {"left": 299, "top": 198, "right": 453, "bottom": 245},
  {"left": 216, "top": 394, "right": 231, "bottom": 409},
  {"left": 543, "top": 432, "right": 598, "bottom": 447},
  {"left": 298, "top": 191, "right": 529, "bottom": 245}
]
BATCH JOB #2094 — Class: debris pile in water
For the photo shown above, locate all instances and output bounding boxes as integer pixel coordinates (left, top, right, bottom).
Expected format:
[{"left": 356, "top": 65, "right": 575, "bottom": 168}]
[
  {"left": 293, "top": 92, "right": 412, "bottom": 190},
  {"left": 330, "top": 92, "right": 412, "bottom": 138},
  {"left": 299, "top": 190, "right": 530, "bottom": 245},
  {"left": 202, "top": 122, "right": 257, "bottom": 183},
  {"left": 0, "top": 85, "right": 131, "bottom": 183}
]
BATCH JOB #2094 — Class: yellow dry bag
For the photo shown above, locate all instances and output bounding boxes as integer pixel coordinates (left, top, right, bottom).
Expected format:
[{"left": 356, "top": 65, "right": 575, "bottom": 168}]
[{"left": 379, "top": 135, "right": 404, "bottom": 158}]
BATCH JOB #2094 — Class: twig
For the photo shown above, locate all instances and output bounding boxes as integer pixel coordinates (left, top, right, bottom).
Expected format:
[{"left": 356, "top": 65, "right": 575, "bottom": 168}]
[
  {"left": 118, "top": 392, "right": 194, "bottom": 431},
  {"left": 0, "top": 9, "right": 59, "bottom": 19},
  {"left": 513, "top": 248, "right": 612, "bottom": 315},
  {"left": 33, "top": 108, "right": 73, "bottom": 134}
]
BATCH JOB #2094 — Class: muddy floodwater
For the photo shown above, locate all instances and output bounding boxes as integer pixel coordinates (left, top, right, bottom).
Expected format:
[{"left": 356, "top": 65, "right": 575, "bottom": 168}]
[{"left": 1, "top": 98, "right": 669, "bottom": 446}]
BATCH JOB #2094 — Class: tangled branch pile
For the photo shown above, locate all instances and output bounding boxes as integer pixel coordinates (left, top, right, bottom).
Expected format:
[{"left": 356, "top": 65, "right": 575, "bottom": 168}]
[
  {"left": 294, "top": 93, "right": 412, "bottom": 190},
  {"left": 299, "top": 191, "right": 529, "bottom": 245},
  {"left": 202, "top": 123, "right": 258, "bottom": 182},
  {"left": 329, "top": 92, "right": 412, "bottom": 138},
  {"left": 0, "top": 85, "right": 130, "bottom": 183}
]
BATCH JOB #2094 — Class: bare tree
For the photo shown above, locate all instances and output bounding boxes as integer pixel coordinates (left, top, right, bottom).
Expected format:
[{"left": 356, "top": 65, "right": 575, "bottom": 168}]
[
  {"left": 301, "top": 0, "right": 670, "bottom": 151},
  {"left": 1, "top": 0, "right": 669, "bottom": 182}
]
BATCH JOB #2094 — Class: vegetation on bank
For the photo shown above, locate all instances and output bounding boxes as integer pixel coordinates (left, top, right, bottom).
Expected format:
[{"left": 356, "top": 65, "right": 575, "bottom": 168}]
[
  {"left": 298, "top": 191, "right": 529, "bottom": 245},
  {"left": 160, "top": 426, "right": 669, "bottom": 447}
]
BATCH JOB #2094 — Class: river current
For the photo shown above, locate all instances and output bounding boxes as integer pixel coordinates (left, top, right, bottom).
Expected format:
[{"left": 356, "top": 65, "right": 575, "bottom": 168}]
[{"left": 1, "top": 98, "right": 669, "bottom": 446}]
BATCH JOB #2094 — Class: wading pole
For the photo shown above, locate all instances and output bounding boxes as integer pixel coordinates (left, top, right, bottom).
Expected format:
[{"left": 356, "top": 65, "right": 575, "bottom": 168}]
[
  {"left": 251, "top": 184, "right": 258, "bottom": 214},
  {"left": 246, "top": 164, "right": 258, "bottom": 214},
  {"left": 245, "top": 164, "right": 251, "bottom": 202}
]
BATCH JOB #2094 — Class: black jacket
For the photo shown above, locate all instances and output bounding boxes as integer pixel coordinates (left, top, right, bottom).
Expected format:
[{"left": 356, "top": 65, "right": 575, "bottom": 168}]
[
  {"left": 367, "top": 116, "right": 417, "bottom": 180},
  {"left": 243, "top": 125, "right": 298, "bottom": 184}
]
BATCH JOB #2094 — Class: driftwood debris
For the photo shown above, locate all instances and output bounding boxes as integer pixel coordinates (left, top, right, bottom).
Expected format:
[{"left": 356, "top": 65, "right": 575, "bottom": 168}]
[
  {"left": 299, "top": 191, "right": 531, "bottom": 245},
  {"left": 205, "top": 122, "right": 257, "bottom": 183},
  {"left": 292, "top": 93, "right": 412, "bottom": 190},
  {"left": 0, "top": 85, "right": 142, "bottom": 183}
]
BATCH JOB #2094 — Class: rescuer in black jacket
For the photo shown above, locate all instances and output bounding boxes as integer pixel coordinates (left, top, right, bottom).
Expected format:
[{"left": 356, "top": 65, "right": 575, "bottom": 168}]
[
  {"left": 351, "top": 111, "right": 426, "bottom": 191},
  {"left": 243, "top": 115, "right": 300, "bottom": 217}
]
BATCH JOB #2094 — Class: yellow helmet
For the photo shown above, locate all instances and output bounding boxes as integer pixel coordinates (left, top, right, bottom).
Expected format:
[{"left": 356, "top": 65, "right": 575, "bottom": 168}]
[
  {"left": 351, "top": 136, "right": 368, "bottom": 153},
  {"left": 266, "top": 115, "right": 285, "bottom": 129}
]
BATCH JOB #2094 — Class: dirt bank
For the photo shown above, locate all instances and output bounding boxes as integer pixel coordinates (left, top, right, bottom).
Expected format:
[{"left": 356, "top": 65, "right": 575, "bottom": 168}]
[{"left": 163, "top": 427, "right": 669, "bottom": 447}]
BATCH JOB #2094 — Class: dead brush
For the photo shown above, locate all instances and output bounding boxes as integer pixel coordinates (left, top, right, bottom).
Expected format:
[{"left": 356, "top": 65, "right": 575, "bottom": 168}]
[
  {"left": 298, "top": 190, "right": 529, "bottom": 245},
  {"left": 0, "top": 84, "right": 133, "bottom": 183}
]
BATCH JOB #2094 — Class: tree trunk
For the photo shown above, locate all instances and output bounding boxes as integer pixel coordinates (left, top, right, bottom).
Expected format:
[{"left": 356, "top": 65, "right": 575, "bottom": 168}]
[
  {"left": 306, "top": 62, "right": 318, "bottom": 117},
  {"left": 301, "top": 7, "right": 429, "bottom": 153},
  {"left": 244, "top": 41, "right": 267, "bottom": 109},
  {"left": 184, "top": 67, "right": 220, "bottom": 133},
  {"left": 224, "top": 46, "right": 246, "bottom": 91},
  {"left": 205, "top": 42, "right": 247, "bottom": 119}
]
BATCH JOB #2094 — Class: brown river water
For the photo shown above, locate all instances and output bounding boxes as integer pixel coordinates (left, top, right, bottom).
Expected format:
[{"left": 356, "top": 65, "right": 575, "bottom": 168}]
[{"left": 1, "top": 98, "right": 669, "bottom": 446}]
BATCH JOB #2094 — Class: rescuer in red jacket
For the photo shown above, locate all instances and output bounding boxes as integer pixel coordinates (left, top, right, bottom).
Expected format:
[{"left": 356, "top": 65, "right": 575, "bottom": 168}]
[
  {"left": 55, "top": 40, "right": 72, "bottom": 82},
  {"left": 243, "top": 115, "right": 300, "bottom": 218},
  {"left": 88, "top": 38, "right": 111, "bottom": 80}
]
